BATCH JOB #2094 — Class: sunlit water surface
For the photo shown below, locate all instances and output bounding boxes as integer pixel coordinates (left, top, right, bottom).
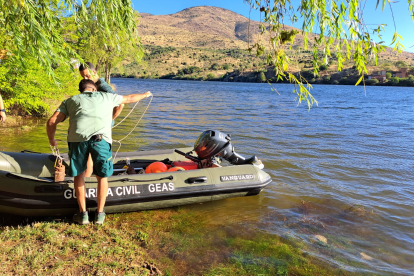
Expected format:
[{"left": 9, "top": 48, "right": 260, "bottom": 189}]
[{"left": 1, "top": 79, "right": 413, "bottom": 275}]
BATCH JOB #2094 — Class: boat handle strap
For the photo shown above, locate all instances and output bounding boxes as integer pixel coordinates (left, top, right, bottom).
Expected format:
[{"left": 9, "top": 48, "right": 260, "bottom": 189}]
[{"left": 187, "top": 176, "right": 207, "bottom": 184}]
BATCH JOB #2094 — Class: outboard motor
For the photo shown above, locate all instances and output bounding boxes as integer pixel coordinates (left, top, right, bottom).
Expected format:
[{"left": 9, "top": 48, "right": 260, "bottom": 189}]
[
  {"left": 175, "top": 130, "right": 261, "bottom": 168},
  {"left": 194, "top": 130, "right": 257, "bottom": 165}
]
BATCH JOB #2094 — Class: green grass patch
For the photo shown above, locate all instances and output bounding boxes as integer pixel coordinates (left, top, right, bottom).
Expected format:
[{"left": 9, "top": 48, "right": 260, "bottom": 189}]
[{"left": 0, "top": 207, "right": 382, "bottom": 276}]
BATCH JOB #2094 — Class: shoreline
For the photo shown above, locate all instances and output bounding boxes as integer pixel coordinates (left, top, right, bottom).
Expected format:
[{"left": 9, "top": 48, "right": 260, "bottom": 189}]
[{"left": 112, "top": 75, "right": 414, "bottom": 87}]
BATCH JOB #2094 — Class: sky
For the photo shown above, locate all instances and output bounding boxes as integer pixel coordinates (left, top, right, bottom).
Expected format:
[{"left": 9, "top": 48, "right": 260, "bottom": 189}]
[{"left": 131, "top": 0, "right": 414, "bottom": 53}]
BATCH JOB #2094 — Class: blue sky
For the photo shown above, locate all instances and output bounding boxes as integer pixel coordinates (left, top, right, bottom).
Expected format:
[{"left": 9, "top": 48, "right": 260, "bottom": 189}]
[{"left": 131, "top": 0, "right": 414, "bottom": 53}]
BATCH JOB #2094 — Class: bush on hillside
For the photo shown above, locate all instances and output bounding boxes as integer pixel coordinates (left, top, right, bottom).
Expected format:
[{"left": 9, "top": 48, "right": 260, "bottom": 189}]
[
  {"left": 300, "top": 70, "right": 314, "bottom": 79},
  {"left": 319, "top": 64, "right": 329, "bottom": 71},
  {"left": 210, "top": 63, "right": 220, "bottom": 70},
  {"left": 206, "top": 73, "right": 215, "bottom": 80},
  {"left": 322, "top": 75, "right": 331, "bottom": 84},
  {"left": 395, "top": 61, "right": 407, "bottom": 68},
  {"left": 177, "top": 66, "right": 202, "bottom": 75},
  {"left": 339, "top": 77, "right": 349, "bottom": 85}
]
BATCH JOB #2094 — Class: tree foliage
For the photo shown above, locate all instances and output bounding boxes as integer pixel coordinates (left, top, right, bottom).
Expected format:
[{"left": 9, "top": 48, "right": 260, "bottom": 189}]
[
  {"left": 245, "top": 0, "right": 413, "bottom": 108},
  {"left": 1, "top": 0, "right": 137, "bottom": 79},
  {"left": 0, "top": 58, "right": 80, "bottom": 116},
  {"left": 76, "top": 10, "right": 143, "bottom": 83}
]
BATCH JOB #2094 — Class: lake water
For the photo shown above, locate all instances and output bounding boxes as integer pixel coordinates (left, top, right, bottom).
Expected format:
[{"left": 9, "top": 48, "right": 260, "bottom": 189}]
[{"left": 1, "top": 79, "right": 413, "bottom": 275}]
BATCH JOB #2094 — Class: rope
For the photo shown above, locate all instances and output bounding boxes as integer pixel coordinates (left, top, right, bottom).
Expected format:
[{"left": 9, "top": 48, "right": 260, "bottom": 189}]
[
  {"left": 112, "top": 101, "right": 140, "bottom": 129},
  {"left": 112, "top": 95, "right": 153, "bottom": 161}
]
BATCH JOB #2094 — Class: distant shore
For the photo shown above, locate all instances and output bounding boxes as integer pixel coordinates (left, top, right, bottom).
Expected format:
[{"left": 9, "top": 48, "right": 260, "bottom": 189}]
[{"left": 111, "top": 68, "right": 414, "bottom": 87}]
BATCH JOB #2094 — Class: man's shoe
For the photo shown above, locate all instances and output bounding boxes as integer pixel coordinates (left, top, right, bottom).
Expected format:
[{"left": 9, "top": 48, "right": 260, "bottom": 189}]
[
  {"left": 73, "top": 211, "right": 89, "bottom": 225},
  {"left": 94, "top": 211, "right": 105, "bottom": 225}
]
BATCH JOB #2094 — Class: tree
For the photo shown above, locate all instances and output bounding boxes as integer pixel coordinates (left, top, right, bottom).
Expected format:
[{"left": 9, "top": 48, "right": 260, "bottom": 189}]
[
  {"left": 245, "top": 0, "right": 412, "bottom": 108},
  {"left": 390, "top": 77, "right": 400, "bottom": 85},
  {"left": 257, "top": 71, "right": 266, "bottom": 83},
  {"left": 395, "top": 61, "right": 408, "bottom": 68},
  {"left": 1, "top": 0, "right": 137, "bottom": 78},
  {"left": 386, "top": 72, "right": 392, "bottom": 79},
  {"left": 77, "top": 11, "right": 143, "bottom": 83}
]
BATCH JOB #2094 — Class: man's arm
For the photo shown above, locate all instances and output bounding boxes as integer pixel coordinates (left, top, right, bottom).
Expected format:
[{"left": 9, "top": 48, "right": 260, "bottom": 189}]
[
  {"left": 46, "top": 112, "right": 66, "bottom": 147},
  {"left": 121, "top": 91, "right": 152, "bottom": 104},
  {"left": 0, "top": 93, "right": 6, "bottom": 123},
  {"left": 113, "top": 104, "right": 124, "bottom": 120}
]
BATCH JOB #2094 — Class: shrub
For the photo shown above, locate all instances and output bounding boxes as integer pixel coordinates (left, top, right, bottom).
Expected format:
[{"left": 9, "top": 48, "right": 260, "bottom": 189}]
[
  {"left": 390, "top": 77, "right": 400, "bottom": 85},
  {"left": 210, "top": 63, "right": 220, "bottom": 70},
  {"left": 339, "top": 77, "right": 349, "bottom": 85},
  {"left": 397, "top": 76, "right": 414, "bottom": 86},
  {"left": 395, "top": 61, "right": 407, "bottom": 68},
  {"left": 222, "top": 64, "right": 231, "bottom": 70},
  {"left": 386, "top": 72, "right": 392, "bottom": 79},
  {"left": 322, "top": 75, "right": 331, "bottom": 84},
  {"left": 319, "top": 64, "right": 329, "bottom": 71},
  {"left": 257, "top": 72, "right": 266, "bottom": 83},
  {"left": 206, "top": 73, "right": 215, "bottom": 80},
  {"left": 365, "top": 79, "right": 379, "bottom": 85},
  {"left": 300, "top": 70, "right": 314, "bottom": 79}
]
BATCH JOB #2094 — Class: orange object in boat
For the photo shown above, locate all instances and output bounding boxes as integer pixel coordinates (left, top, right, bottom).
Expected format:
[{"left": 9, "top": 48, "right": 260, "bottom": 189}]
[
  {"left": 145, "top": 162, "right": 168, "bottom": 174},
  {"left": 172, "top": 161, "right": 198, "bottom": 170},
  {"left": 167, "top": 167, "right": 185, "bottom": 172}
]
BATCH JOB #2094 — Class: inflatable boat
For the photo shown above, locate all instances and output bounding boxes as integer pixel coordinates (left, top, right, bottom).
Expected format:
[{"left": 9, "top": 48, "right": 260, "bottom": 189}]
[{"left": 0, "top": 130, "right": 272, "bottom": 216}]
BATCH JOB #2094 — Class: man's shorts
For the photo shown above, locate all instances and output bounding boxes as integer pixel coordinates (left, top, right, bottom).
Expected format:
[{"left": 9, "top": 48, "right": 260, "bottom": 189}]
[{"left": 68, "top": 139, "right": 113, "bottom": 177}]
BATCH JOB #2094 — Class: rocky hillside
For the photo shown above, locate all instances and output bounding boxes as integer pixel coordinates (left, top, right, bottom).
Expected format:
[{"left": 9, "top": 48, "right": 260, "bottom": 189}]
[{"left": 113, "top": 6, "right": 414, "bottom": 80}]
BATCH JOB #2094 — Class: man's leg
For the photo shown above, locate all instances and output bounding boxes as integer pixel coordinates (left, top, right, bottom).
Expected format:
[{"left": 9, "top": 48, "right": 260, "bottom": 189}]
[
  {"left": 90, "top": 139, "right": 113, "bottom": 224},
  {"left": 68, "top": 141, "right": 90, "bottom": 224},
  {"left": 74, "top": 171, "right": 87, "bottom": 212},
  {"left": 96, "top": 176, "right": 108, "bottom": 213},
  {"left": 85, "top": 153, "right": 93, "bottom": 177}
]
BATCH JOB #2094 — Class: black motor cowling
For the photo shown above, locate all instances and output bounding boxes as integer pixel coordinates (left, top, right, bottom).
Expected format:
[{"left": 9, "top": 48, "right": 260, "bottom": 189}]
[{"left": 194, "top": 130, "right": 257, "bottom": 165}]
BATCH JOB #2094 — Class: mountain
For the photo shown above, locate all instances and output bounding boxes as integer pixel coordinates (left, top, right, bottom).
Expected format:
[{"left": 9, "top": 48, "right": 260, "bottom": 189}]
[{"left": 113, "top": 6, "right": 414, "bottom": 81}]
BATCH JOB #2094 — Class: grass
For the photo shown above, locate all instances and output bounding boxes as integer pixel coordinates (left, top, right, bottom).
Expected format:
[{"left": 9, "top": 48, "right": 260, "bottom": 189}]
[
  {"left": 0, "top": 219, "right": 153, "bottom": 275},
  {"left": 0, "top": 206, "right": 383, "bottom": 276}
]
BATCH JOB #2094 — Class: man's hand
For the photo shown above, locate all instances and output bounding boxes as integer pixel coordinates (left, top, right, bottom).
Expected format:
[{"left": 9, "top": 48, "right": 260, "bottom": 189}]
[
  {"left": 49, "top": 139, "right": 58, "bottom": 147},
  {"left": 145, "top": 91, "right": 153, "bottom": 98},
  {"left": 47, "top": 112, "right": 66, "bottom": 147},
  {"left": 0, "top": 111, "right": 6, "bottom": 123}
]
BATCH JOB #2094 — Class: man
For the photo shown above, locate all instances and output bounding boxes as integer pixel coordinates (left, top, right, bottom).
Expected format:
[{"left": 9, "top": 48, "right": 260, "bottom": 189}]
[
  {"left": 0, "top": 93, "right": 6, "bottom": 123},
  {"left": 79, "top": 62, "right": 123, "bottom": 177},
  {"left": 47, "top": 79, "right": 152, "bottom": 225},
  {"left": 79, "top": 62, "right": 124, "bottom": 121}
]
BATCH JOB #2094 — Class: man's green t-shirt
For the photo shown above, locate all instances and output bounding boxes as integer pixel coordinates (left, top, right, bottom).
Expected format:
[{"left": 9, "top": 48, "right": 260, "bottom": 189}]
[
  {"left": 96, "top": 78, "right": 115, "bottom": 94},
  {"left": 96, "top": 78, "right": 116, "bottom": 126},
  {"left": 57, "top": 92, "right": 123, "bottom": 144}
]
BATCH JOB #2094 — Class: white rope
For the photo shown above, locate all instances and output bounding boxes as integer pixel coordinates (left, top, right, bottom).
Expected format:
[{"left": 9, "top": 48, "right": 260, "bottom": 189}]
[
  {"left": 112, "top": 95, "right": 153, "bottom": 161},
  {"left": 112, "top": 101, "right": 140, "bottom": 129}
]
